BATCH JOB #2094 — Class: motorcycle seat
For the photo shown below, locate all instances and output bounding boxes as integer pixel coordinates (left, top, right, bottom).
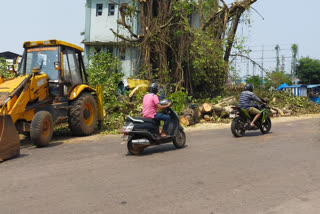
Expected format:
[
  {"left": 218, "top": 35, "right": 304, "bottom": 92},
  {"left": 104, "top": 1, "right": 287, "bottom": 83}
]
[{"left": 126, "top": 116, "right": 159, "bottom": 125}]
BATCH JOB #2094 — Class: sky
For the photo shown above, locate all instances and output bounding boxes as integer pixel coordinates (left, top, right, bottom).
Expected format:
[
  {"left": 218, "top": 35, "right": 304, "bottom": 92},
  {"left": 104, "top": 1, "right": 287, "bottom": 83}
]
[{"left": 0, "top": 0, "right": 319, "bottom": 76}]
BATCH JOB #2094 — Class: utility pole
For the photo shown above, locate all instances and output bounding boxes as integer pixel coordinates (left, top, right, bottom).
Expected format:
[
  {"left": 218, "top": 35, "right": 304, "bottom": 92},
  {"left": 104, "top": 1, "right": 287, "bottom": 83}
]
[{"left": 261, "top": 45, "right": 264, "bottom": 86}]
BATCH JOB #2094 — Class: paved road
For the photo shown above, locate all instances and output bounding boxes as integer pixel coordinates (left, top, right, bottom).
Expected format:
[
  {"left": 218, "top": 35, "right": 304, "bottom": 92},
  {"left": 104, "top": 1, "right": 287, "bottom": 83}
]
[{"left": 1, "top": 118, "right": 320, "bottom": 214}]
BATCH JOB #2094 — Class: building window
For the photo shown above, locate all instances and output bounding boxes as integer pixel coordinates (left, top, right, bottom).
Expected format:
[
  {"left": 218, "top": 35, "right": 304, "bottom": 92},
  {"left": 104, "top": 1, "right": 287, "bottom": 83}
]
[
  {"left": 119, "top": 47, "right": 125, "bottom": 60},
  {"left": 94, "top": 47, "right": 101, "bottom": 53},
  {"left": 106, "top": 47, "right": 113, "bottom": 55},
  {"left": 108, "top": 4, "right": 115, "bottom": 16},
  {"left": 96, "top": 4, "right": 103, "bottom": 16}
]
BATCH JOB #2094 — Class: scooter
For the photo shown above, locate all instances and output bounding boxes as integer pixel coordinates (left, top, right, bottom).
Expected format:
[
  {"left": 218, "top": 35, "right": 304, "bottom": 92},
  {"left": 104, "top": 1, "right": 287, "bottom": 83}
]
[
  {"left": 229, "top": 99, "right": 272, "bottom": 137},
  {"left": 121, "top": 100, "right": 186, "bottom": 155}
]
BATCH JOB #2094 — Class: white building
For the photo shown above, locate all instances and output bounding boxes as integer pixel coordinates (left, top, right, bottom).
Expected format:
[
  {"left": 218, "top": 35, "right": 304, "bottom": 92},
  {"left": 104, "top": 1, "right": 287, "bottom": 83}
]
[{"left": 83, "top": 0, "right": 140, "bottom": 79}]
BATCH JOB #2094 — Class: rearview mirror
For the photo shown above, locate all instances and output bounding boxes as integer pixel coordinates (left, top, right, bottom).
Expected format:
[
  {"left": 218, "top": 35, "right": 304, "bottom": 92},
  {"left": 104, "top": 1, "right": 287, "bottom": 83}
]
[{"left": 54, "top": 62, "right": 61, "bottom": 70}]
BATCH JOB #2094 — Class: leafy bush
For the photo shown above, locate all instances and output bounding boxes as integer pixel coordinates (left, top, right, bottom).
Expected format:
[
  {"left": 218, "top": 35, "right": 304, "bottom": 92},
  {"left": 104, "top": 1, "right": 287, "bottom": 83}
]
[
  {"left": 0, "top": 58, "right": 11, "bottom": 79},
  {"left": 86, "top": 52, "right": 125, "bottom": 132},
  {"left": 167, "top": 90, "right": 187, "bottom": 114}
]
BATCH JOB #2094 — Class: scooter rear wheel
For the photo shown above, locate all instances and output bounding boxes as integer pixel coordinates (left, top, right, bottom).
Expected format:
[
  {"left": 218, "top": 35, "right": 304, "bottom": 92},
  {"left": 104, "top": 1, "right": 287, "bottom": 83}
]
[
  {"left": 127, "top": 140, "right": 144, "bottom": 155},
  {"left": 173, "top": 130, "right": 186, "bottom": 148}
]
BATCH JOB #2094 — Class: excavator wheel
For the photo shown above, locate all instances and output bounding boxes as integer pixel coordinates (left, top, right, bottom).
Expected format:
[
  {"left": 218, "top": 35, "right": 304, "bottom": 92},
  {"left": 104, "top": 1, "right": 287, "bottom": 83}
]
[
  {"left": 69, "top": 92, "right": 98, "bottom": 136},
  {"left": 30, "top": 111, "right": 54, "bottom": 147}
]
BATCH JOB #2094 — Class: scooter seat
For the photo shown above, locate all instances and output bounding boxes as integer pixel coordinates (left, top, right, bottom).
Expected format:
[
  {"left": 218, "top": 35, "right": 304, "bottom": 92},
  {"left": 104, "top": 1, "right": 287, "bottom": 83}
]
[{"left": 126, "top": 117, "right": 159, "bottom": 125}]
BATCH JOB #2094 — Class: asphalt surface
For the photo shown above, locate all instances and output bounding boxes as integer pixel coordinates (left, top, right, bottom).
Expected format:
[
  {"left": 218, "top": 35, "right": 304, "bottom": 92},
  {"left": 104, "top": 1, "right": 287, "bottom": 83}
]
[{"left": 1, "top": 118, "right": 320, "bottom": 214}]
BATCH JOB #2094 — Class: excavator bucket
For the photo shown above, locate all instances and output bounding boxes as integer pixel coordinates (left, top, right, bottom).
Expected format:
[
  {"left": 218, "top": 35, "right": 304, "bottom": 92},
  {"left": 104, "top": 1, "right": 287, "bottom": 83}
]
[{"left": 0, "top": 115, "right": 20, "bottom": 162}]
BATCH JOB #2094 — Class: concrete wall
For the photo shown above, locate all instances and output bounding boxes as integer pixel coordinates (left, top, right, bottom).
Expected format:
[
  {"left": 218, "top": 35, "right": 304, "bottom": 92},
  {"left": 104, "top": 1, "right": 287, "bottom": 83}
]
[{"left": 84, "top": 0, "right": 139, "bottom": 79}]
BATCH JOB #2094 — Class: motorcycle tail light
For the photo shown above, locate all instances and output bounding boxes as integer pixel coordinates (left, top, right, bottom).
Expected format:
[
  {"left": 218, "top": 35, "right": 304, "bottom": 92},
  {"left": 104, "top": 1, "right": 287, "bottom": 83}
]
[{"left": 121, "top": 122, "right": 134, "bottom": 134}]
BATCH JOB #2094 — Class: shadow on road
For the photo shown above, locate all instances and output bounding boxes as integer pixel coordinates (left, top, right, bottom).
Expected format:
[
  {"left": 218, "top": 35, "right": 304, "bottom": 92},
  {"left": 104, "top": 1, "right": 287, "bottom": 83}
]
[
  {"left": 127, "top": 144, "right": 188, "bottom": 156},
  {"left": 236, "top": 131, "right": 273, "bottom": 138}
]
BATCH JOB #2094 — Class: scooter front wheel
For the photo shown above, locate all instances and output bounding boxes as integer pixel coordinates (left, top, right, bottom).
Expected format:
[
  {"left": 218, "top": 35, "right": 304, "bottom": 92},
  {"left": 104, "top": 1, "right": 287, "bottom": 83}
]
[
  {"left": 173, "top": 130, "right": 186, "bottom": 148},
  {"left": 127, "top": 140, "right": 144, "bottom": 155}
]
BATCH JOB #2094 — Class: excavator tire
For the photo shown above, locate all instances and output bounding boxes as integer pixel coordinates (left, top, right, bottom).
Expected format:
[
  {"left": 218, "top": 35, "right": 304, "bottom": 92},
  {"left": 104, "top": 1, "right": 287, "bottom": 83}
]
[
  {"left": 30, "top": 111, "right": 53, "bottom": 147},
  {"left": 69, "top": 92, "right": 97, "bottom": 136}
]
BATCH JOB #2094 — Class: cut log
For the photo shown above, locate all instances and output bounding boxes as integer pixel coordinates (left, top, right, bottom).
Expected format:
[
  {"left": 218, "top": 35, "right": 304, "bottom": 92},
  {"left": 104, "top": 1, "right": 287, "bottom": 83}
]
[
  {"left": 201, "top": 103, "right": 213, "bottom": 114},
  {"left": 179, "top": 106, "right": 200, "bottom": 126},
  {"left": 218, "top": 96, "right": 237, "bottom": 106},
  {"left": 213, "top": 104, "right": 223, "bottom": 113},
  {"left": 179, "top": 116, "right": 190, "bottom": 126},
  {"left": 203, "top": 114, "right": 211, "bottom": 121},
  {"left": 270, "top": 109, "right": 277, "bottom": 117},
  {"left": 272, "top": 107, "right": 284, "bottom": 116}
]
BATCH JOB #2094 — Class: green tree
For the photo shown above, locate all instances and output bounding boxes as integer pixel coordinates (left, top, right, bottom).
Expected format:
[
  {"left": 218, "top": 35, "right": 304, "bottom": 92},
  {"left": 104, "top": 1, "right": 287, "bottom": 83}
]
[
  {"left": 264, "top": 71, "right": 292, "bottom": 89},
  {"left": 86, "top": 52, "right": 124, "bottom": 131},
  {"left": 297, "top": 57, "right": 320, "bottom": 84},
  {"left": 0, "top": 57, "right": 11, "bottom": 79},
  {"left": 246, "top": 75, "right": 262, "bottom": 88}
]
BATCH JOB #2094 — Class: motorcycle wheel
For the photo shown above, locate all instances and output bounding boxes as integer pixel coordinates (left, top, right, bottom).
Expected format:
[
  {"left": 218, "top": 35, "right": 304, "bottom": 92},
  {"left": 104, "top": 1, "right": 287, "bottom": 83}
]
[
  {"left": 260, "top": 117, "right": 271, "bottom": 134},
  {"left": 127, "top": 140, "right": 144, "bottom": 155},
  {"left": 231, "top": 117, "right": 246, "bottom": 137},
  {"left": 173, "top": 129, "right": 186, "bottom": 148}
]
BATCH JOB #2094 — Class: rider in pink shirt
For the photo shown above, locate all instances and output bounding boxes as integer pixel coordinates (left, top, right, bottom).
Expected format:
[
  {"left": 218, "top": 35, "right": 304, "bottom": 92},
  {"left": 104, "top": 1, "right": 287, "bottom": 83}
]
[
  {"left": 142, "top": 82, "right": 171, "bottom": 137},
  {"left": 142, "top": 93, "right": 159, "bottom": 118}
]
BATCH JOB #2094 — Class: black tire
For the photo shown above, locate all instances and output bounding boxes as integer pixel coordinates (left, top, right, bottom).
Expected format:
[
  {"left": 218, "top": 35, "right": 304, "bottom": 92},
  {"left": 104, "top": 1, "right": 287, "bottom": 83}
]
[
  {"left": 127, "top": 140, "right": 144, "bottom": 155},
  {"left": 69, "top": 92, "right": 98, "bottom": 136},
  {"left": 231, "top": 117, "right": 246, "bottom": 137},
  {"left": 173, "top": 129, "right": 186, "bottom": 148},
  {"left": 30, "top": 111, "right": 53, "bottom": 147},
  {"left": 260, "top": 117, "right": 271, "bottom": 134}
]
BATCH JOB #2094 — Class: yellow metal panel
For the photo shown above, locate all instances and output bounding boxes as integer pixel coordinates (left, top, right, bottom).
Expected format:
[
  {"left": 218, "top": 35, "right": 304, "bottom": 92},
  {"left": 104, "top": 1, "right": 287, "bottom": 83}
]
[
  {"left": 0, "top": 75, "right": 28, "bottom": 93},
  {"left": 18, "top": 109, "right": 35, "bottom": 122},
  {"left": 29, "top": 74, "right": 48, "bottom": 101},
  {"left": 96, "top": 85, "right": 104, "bottom": 121},
  {"left": 9, "top": 83, "right": 31, "bottom": 123},
  {"left": 69, "top": 84, "right": 96, "bottom": 100},
  {"left": 6, "top": 95, "right": 17, "bottom": 112},
  {"left": 23, "top": 40, "right": 83, "bottom": 52},
  {"left": 127, "top": 79, "right": 150, "bottom": 89}
]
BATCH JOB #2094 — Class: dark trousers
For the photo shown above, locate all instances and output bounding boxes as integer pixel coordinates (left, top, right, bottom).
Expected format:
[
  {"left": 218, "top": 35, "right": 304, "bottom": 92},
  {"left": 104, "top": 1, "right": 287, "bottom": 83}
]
[{"left": 154, "top": 113, "right": 170, "bottom": 133}]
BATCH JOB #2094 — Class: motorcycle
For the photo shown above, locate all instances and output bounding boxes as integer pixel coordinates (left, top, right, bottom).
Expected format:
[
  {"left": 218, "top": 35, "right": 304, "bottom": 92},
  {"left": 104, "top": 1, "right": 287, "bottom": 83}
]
[
  {"left": 121, "top": 100, "right": 186, "bottom": 155},
  {"left": 230, "top": 100, "right": 272, "bottom": 137}
]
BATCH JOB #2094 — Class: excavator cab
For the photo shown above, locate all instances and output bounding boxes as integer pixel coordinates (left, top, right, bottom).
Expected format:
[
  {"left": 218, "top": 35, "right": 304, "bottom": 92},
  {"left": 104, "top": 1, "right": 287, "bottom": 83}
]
[{"left": 0, "top": 40, "right": 104, "bottom": 162}]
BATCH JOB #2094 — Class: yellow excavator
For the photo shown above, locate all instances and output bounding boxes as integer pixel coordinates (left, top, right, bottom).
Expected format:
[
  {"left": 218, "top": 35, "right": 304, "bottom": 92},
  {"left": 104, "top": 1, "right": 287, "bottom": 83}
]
[{"left": 0, "top": 40, "right": 104, "bottom": 162}]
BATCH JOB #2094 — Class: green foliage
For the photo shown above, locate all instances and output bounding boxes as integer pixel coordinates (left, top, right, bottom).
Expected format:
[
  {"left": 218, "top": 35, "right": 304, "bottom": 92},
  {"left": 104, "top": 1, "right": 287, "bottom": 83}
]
[
  {"left": 167, "top": 90, "right": 188, "bottom": 114},
  {"left": 246, "top": 75, "right": 262, "bottom": 88},
  {"left": 86, "top": 51, "right": 124, "bottom": 132},
  {"left": 0, "top": 58, "right": 11, "bottom": 79},
  {"left": 190, "top": 30, "right": 226, "bottom": 97},
  {"left": 297, "top": 57, "right": 320, "bottom": 84},
  {"left": 255, "top": 89, "right": 320, "bottom": 114},
  {"left": 264, "top": 71, "right": 292, "bottom": 90}
]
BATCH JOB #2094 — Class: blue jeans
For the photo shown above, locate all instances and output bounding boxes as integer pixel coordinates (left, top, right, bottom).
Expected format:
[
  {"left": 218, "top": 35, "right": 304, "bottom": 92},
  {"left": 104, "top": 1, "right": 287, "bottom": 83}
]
[{"left": 154, "top": 113, "right": 170, "bottom": 133}]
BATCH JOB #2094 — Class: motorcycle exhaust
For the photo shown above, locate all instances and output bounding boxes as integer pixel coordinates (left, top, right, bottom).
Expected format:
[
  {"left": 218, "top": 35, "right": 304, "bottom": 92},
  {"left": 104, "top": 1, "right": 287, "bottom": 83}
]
[{"left": 132, "top": 139, "right": 151, "bottom": 145}]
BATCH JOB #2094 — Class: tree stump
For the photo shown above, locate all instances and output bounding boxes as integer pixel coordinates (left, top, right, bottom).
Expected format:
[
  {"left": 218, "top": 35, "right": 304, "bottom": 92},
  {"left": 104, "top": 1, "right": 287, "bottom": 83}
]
[{"left": 179, "top": 106, "right": 200, "bottom": 126}]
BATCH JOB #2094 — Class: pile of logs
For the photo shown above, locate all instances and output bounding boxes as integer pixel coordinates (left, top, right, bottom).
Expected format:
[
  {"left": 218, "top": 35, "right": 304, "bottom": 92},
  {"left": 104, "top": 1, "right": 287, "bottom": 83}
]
[
  {"left": 179, "top": 96, "right": 236, "bottom": 126},
  {"left": 179, "top": 96, "right": 295, "bottom": 126}
]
